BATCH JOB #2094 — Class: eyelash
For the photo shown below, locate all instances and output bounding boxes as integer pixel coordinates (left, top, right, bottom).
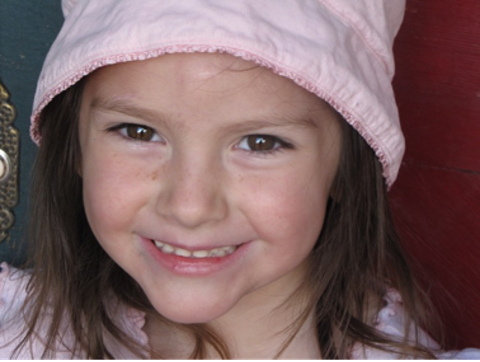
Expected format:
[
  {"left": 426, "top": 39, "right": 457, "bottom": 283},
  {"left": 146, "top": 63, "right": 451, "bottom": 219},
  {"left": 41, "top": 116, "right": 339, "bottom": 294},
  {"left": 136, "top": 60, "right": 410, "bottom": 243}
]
[{"left": 107, "top": 124, "right": 294, "bottom": 155}]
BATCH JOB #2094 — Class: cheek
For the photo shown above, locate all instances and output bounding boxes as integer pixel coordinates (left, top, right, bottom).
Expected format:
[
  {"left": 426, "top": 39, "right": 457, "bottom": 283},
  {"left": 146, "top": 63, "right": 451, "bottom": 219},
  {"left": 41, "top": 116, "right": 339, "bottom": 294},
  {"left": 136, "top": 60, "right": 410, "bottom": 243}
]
[
  {"left": 81, "top": 150, "right": 155, "bottom": 237},
  {"left": 240, "top": 166, "right": 330, "bottom": 249}
]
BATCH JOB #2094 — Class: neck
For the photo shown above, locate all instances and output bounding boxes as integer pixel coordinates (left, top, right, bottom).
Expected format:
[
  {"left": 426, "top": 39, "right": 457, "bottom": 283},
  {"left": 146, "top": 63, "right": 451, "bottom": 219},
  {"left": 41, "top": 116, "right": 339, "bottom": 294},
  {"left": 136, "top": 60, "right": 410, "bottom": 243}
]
[
  {"left": 144, "top": 269, "right": 321, "bottom": 359},
  {"left": 210, "top": 294, "right": 320, "bottom": 359}
]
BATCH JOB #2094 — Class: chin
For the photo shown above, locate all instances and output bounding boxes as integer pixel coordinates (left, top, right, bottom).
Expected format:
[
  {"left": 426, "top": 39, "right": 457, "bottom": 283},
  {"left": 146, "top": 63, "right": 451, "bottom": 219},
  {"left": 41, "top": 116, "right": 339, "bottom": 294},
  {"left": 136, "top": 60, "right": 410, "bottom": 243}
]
[
  {"left": 147, "top": 293, "right": 238, "bottom": 325},
  {"left": 154, "top": 303, "right": 230, "bottom": 325}
]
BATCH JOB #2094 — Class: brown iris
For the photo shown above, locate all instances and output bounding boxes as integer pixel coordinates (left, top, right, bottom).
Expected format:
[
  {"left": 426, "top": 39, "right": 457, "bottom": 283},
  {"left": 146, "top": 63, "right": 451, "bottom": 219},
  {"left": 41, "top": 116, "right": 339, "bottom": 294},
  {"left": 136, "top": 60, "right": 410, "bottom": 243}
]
[
  {"left": 126, "top": 125, "right": 155, "bottom": 141},
  {"left": 247, "top": 135, "right": 277, "bottom": 151}
]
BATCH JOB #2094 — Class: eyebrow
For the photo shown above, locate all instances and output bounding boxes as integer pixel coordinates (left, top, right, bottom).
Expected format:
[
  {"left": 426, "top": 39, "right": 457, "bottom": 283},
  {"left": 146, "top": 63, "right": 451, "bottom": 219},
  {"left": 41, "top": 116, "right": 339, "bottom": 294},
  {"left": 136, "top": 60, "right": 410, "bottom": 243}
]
[
  {"left": 90, "top": 95, "right": 319, "bottom": 132},
  {"left": 90, "top": 96, "right": 170, "bottom": 125}
]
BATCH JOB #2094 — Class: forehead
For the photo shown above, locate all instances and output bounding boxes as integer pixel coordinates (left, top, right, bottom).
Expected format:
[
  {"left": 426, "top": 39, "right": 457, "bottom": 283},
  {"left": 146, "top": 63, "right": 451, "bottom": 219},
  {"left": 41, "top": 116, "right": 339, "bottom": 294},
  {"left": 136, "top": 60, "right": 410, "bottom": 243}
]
[
  {"left": 81, "top": 53, "right": 339, "bottom": 132},
  {"left": 88, "top": 53, "right": 282, "bottom": 88}
]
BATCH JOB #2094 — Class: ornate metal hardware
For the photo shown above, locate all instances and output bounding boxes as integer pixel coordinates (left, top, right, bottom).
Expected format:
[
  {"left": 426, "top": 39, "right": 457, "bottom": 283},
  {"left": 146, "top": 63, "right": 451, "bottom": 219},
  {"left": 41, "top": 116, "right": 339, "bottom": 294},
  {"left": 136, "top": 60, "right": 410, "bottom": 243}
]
[{"left": 0, "top": 80, "right": 20, "bottom": 243}]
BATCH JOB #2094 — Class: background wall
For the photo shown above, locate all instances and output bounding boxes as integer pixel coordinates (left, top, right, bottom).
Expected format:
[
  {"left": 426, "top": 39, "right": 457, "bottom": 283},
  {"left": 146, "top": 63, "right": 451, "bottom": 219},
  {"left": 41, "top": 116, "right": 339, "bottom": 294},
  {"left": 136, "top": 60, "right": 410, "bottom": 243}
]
[
  {"left": 390, "top": 0, "right": 480, "bottom": 349},
  {"left": 0, "top": 1, "right": 63, "bottom": 263}
]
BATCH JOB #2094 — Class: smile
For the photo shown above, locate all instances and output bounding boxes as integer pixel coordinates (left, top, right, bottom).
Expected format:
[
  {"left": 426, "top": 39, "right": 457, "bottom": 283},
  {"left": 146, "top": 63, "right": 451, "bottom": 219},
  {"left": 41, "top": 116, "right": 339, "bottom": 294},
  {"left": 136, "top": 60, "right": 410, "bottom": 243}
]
[{"left": 153, "top": 240, "right": 238, "bottom": 258}]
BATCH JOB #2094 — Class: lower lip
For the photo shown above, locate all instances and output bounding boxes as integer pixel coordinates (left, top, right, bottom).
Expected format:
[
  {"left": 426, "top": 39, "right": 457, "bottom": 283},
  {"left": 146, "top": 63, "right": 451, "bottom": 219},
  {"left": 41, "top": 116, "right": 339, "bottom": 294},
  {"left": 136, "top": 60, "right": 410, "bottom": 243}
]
[{"left": 141, "top": 237, "right": 248, "bottom": 276}]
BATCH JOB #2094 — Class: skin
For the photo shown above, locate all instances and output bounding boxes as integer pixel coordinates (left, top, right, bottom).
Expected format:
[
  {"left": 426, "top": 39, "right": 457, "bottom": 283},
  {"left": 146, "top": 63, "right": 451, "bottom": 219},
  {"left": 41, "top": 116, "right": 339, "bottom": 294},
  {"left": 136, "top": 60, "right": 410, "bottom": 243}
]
[{"left": 78, "top": 53, "right": 342, "bottom": 358}]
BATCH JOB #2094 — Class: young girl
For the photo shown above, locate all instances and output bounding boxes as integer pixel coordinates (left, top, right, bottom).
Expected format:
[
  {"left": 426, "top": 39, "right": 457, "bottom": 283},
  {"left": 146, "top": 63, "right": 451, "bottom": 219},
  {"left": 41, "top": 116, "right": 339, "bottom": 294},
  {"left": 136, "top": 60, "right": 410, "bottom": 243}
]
[{"left": 1, "top": 0, "right": 478, "bottom": 359}]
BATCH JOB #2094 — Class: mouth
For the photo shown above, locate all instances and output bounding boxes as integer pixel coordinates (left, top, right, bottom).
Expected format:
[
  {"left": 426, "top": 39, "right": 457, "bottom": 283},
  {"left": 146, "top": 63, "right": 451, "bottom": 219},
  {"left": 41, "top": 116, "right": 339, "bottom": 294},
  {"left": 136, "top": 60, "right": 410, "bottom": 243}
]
[{"left": 152, "top": 240, "right": 238, "bottom": 259}]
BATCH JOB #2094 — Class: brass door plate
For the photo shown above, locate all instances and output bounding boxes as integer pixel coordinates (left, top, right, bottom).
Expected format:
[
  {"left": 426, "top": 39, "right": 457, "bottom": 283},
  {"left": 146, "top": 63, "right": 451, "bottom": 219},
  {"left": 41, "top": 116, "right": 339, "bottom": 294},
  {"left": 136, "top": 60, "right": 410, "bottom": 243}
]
[{"left": 0, "top": 80, "right": 20, "bottom": 243}]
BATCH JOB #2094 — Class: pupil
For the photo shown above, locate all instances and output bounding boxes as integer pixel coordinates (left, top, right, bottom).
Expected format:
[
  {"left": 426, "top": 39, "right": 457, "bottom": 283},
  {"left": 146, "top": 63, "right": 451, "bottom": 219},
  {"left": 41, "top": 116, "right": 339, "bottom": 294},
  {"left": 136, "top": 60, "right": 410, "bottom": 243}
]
[{"left": 248, "top": 135, "right": 275, "bottom": 151}]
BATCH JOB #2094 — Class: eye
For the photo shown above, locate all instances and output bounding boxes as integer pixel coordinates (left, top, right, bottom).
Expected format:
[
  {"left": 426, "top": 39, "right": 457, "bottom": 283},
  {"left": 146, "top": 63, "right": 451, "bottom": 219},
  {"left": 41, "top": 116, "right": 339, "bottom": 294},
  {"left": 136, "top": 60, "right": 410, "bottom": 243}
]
[
  {"left": 237, "top": 134, "right": 291, "bottom": 153},
  {"left": 125, "top": 124, "right": 155, "bottom": 141},
  {"left": 112, "top": 124, "right": 161, "bottom": 142}
]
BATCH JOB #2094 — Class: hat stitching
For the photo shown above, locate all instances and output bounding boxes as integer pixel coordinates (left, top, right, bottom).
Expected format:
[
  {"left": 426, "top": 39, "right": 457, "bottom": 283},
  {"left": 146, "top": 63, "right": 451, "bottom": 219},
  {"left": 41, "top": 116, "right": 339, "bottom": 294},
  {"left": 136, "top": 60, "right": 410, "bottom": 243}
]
[{"left": 320, "top": 0, "right": 392, "bottom": 77}]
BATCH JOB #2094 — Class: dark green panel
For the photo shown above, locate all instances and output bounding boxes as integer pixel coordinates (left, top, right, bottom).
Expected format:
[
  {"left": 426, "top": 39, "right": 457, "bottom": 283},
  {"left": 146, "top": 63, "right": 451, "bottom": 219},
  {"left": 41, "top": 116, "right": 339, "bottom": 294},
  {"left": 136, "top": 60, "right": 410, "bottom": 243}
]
[{"left": 0, "top": 1, "right": 63, "bottom": 265}]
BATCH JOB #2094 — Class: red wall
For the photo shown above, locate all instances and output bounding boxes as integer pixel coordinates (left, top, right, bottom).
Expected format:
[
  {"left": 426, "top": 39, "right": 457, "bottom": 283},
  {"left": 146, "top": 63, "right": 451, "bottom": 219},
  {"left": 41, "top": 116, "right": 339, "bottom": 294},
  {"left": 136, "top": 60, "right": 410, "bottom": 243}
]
[{"left": 390, "top": 0, "right": 480, "bottom": 349}]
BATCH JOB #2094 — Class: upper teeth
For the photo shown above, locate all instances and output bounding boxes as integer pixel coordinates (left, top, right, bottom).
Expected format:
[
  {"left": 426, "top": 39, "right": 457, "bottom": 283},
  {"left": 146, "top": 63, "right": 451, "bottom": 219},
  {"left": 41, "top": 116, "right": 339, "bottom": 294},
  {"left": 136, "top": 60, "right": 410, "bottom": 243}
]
[{"left": 154, "top": 240, "right": 237, "bottom": 258}]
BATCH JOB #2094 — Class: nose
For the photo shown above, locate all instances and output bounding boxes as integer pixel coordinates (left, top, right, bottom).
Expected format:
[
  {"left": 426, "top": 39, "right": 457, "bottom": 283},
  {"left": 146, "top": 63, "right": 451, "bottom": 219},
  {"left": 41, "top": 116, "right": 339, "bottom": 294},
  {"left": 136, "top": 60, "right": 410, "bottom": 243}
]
[{"left": 156, "top": 153, "right": 228, "bottom": 229}]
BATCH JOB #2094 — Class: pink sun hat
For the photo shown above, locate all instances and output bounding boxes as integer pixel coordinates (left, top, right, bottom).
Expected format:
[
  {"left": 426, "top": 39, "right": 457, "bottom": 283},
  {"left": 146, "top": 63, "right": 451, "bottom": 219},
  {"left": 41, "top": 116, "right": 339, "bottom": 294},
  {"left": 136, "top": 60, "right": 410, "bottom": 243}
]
[{"left": 31, "top": 0, "right": 406, "bottom": 186}]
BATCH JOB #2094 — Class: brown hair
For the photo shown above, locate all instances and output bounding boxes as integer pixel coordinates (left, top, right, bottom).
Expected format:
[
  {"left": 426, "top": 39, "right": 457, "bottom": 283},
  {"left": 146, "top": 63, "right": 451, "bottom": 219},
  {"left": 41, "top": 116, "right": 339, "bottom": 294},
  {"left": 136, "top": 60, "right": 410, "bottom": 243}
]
[{"left": 13, "top": 78, "right": 439, "bottom": 358}]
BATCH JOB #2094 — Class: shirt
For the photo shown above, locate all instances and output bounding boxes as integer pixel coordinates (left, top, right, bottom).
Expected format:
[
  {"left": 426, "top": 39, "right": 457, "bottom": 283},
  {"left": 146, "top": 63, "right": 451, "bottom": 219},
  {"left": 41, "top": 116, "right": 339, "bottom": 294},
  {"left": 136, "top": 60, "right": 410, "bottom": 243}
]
[{"left": 1, "top": 262, "right": 478, "bottom": 359}]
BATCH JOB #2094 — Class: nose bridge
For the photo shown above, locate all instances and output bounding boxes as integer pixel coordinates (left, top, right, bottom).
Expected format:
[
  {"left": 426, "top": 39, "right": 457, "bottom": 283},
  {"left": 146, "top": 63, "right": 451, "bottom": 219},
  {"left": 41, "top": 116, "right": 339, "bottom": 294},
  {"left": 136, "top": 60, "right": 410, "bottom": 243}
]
[{"left": 157, "top": 145, "right": 227, "bottom": 228}]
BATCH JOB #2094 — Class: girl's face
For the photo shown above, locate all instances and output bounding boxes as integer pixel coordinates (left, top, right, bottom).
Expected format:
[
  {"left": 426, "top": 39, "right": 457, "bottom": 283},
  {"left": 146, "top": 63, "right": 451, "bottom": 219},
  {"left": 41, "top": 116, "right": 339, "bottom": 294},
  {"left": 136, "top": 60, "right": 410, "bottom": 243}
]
[{"left": 79, "top": 53, "right": 341, "bottom": 324}]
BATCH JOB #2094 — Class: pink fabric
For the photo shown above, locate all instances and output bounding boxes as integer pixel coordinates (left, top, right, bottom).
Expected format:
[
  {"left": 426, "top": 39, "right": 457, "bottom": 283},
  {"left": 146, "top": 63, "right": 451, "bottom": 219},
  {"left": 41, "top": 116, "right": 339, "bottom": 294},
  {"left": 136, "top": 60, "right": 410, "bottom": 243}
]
[
  {"left": 1, "top": 263, "right": 478, "bottom": 359},
  {"left": 32, "top": 0, "right": 405, "bottom": 186},
  {"left": 0, "top": 263, "right": 147, "bottom": 359}
]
